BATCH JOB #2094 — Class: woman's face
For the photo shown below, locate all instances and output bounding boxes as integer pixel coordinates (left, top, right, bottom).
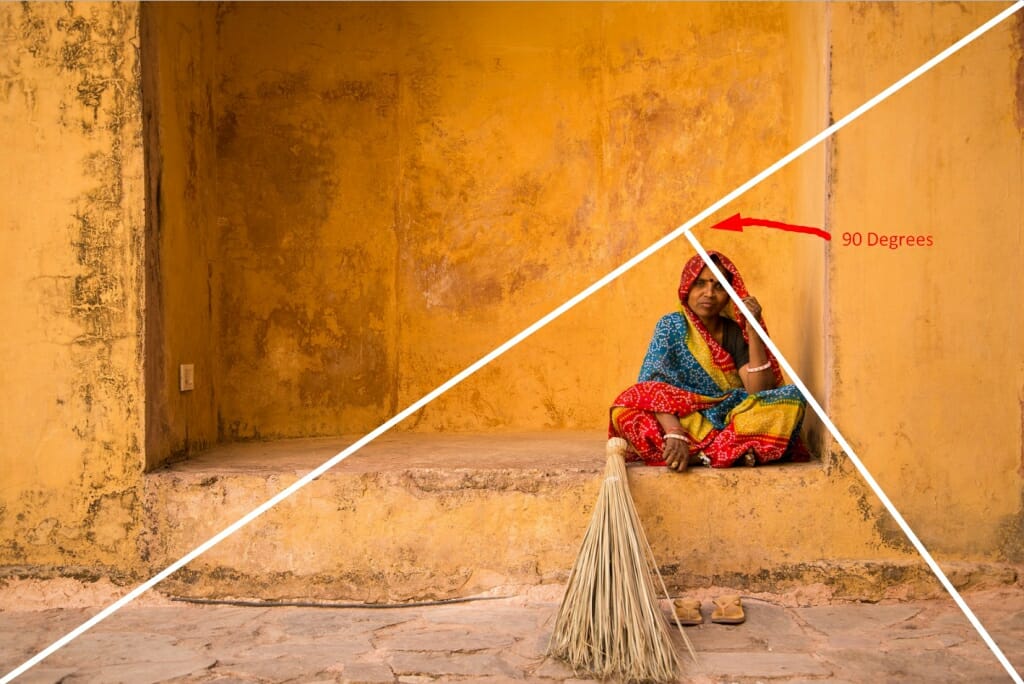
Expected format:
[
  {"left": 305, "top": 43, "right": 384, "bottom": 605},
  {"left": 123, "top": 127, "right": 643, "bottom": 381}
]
[{"left": 686, "top": 267, "right": 730, "bottom": 319}]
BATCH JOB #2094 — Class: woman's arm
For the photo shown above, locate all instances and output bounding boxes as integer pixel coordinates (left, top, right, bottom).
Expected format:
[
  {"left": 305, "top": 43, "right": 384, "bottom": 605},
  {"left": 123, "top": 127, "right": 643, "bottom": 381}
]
[{"left": 738, "top": 296, "right": 775, "bottom": 394}]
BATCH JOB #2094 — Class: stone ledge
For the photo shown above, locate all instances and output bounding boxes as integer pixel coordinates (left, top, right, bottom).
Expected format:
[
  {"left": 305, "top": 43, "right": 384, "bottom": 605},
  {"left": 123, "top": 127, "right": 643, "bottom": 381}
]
[{"left": 136, "top": 432, "right": 1014, "bottom": 602}]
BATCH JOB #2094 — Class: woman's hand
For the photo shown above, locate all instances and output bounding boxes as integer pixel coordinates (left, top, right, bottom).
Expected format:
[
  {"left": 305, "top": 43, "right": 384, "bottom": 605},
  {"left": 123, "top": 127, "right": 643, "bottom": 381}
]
[
  {"left": 740, "top": 296, "right": 762, "bottom": 326},
  {"left": 663, "top": 436, "right": 691, "bottom": 472},
  {"left": 654, "top": 412, "right": 691, "bottom": 472}
]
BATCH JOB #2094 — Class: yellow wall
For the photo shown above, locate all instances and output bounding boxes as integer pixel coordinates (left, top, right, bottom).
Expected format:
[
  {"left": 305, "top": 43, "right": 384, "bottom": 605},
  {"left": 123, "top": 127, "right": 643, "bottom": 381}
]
[
  {"left": 142, "top": 2, "right": 220, "bottom": 468},
  {"left": 3, "top": 1, "right": 1023, "bottom": 577},
  {"left": 212, "top": 3, "right": 403, "bottom": 441},
  {"left": 156, "top": 2, "right": 828, "bottom": 439},
  {"left": 0, "top": 2, "right": 145, "bottom": 569},
  {"left": 142, "top": 0, "right": 1024, "bottom": 565},
  {"left": 827, "top": 3, "right": 1024, "bottom": 560},
  {"left": 395, "top": 3, "right": 829, "bottom": 435}
]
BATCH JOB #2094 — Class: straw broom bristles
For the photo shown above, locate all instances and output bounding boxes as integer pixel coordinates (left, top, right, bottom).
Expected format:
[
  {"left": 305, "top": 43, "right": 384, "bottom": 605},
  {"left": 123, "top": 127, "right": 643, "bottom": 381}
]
[{"left": 548, "top": 437, "right": 696, "bottom": 682}]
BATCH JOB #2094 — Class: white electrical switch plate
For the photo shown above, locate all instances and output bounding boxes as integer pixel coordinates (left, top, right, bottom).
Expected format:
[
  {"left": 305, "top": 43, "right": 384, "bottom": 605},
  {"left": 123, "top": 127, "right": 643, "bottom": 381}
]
[{"left": 179, "top": 364, "right": 195, "bottom": 392}]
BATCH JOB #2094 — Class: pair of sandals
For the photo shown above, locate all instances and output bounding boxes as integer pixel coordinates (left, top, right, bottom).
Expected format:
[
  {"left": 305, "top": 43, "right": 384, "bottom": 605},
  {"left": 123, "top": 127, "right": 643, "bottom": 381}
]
[{"left": 672, "top": 595, "right": 745, "bottom": 625}]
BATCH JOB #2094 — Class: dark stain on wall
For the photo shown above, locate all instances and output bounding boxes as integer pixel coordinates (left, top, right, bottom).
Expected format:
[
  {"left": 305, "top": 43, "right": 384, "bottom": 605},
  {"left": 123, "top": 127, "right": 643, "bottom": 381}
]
[
  {"left": 1005, "top": 386, "right": 1024, "bottom": 560},
  {"left": 840, "top": 461, "right": 915, "bottom": 555},
  {"left": 215, "top": 108, "right": 237, "bottom": 154},
  {"left": 213, "top": 67, "right": 399, "bottom": 439},
  {"left": 217, "top": 92, "right": 339, "bottom": 274},
  {"left": 82, "top": 489, "right": 140, "bottom": 553},
  {"left": 566, "top": 194, "right": 596, "bottom": 249},
  {"left": 507, "top": 262, "right": 549, "bottom": 297},
  {"left": 140, "top": 1, "right": 169, "bottom": 471},
  {"left": 1018, "top": 396, "right": 1024, "bottom": 482},
  {"left": 1015, "top": 12, "right": 1024, "bottom": 132},
  {"left": 998, "top": 501, "right": 1024, "bottom": 563},
  {"left": 17, "top": 2, "right": 48, "bottom": 58},
  {"left": 323, "top": 78, "right": 398, "bottom": 118},
  {"left": 607, "top": 89, "right": 676, "bottom": 215},
  {"left": 997, "top": 478, "right": 1024, "bottom": 562}
]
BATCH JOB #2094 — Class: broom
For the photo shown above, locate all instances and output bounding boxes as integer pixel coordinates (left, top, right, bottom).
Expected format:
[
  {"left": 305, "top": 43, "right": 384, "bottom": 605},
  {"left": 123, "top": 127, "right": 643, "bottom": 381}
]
[{"left": 548, "top": 437, "right": 696, "bottom": 681}]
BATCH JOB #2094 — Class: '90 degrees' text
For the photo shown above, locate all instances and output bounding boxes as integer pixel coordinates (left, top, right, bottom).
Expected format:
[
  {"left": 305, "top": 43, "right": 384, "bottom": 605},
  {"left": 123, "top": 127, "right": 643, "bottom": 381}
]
[{"left": 840, "top": 232, "right": 934, "bottom": 249}]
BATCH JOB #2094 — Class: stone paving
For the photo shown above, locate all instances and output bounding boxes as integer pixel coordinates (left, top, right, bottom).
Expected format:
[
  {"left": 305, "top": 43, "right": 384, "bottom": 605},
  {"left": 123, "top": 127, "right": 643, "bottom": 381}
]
[{"left": 1, "top": 586, "right": 1022, "bottom": 683}]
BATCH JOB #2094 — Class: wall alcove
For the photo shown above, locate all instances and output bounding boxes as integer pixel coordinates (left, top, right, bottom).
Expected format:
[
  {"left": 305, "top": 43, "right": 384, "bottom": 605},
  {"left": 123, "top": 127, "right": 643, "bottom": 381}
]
[{"left": 141, "top": 2, "right": 828, "bottom": 471}]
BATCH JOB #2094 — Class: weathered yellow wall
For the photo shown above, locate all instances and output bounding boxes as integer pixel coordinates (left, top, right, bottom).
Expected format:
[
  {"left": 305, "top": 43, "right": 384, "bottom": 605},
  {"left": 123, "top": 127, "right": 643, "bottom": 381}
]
[
  {"left": 134, "top": 1, "right": 1024, "bottom": 567},
  {"left": 0, "top": 2, "right": 145, "bottom": 570},
  {"left": 783, "top": 2, "right": 829, "bottom": 455},
  {"left": 184, "top": 1, "right": 1023, "bottom": 567},
  {"left": 173, "top": 2, "right": 827, "bottom": 438},
  {"left": 142, "top": 2, "right": 220, "bottom": 468},
  {"left": 5, "top": 1, "right": 1022, "bottom": 581},
  {"left": 394, "top": 3, "right": 829, "bottom": 434},
  {"left": 828, "top": 3, "right": 1024, "bottom": 560},
  {"left": 212, "top": 3, "right": 402, "bottom": 441}
]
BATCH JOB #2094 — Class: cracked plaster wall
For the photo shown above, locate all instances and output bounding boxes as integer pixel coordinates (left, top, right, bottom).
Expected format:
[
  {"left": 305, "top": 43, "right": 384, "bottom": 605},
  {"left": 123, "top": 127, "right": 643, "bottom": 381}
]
[{"left": 0, "top": 2, "right": 145, "bottom": 571}]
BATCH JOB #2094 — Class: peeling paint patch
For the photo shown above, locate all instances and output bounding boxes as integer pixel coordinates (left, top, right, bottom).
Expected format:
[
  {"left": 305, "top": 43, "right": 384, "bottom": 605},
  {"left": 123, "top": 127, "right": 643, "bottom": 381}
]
[
  {"left": 59, "top": 4, "right": 141, "bottom": 459},
  {"left": 847, "top": 477, "right": 914, "bottom": 555},
  {"left": 85, "top": 490, "right": 139, "bottom": 553}
]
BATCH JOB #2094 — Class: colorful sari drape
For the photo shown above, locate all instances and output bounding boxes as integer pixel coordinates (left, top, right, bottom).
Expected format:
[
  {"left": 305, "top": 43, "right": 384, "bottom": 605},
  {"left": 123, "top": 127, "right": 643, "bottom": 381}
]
[{"left": 609, "top": 252, "right": 808, "bottom": 468}]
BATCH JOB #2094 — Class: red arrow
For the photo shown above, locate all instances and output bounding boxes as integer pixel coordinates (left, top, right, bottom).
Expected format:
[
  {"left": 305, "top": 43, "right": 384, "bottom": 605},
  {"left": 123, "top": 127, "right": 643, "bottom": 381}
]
[{"left": 711, "top": 213, "right": 831, "bottom": 241}]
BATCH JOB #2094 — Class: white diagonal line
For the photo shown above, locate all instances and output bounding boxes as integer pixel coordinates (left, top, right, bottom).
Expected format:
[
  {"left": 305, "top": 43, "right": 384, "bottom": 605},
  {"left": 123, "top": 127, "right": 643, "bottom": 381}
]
[
  {"left": 687, "top": 232, "right": 1022, "bottom": 683},
  {"left": 4, "top": 2, "right": 1021, "bottom": 682}
]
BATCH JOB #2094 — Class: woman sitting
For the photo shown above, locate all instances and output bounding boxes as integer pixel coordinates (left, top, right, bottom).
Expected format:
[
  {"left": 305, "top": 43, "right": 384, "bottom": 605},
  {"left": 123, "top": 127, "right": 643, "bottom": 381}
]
[{"left": 610, "top": 251, "right": 808, "bottom": 471}]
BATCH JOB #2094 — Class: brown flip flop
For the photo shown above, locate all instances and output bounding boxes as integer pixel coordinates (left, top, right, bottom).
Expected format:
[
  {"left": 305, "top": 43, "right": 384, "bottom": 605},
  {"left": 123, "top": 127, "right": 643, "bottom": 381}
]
[
  {"left": 710, "top": 594, "right": 746, "bottom": 624},
  {"left": 672, "top": 597, "right": 703, "bottom": 626}
]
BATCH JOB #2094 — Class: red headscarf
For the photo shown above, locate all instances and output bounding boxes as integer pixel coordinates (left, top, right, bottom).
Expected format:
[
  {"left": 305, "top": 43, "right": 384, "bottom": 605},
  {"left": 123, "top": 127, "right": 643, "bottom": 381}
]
[{"left": 677, "top": 252, "right": 782, "bottom": 386}]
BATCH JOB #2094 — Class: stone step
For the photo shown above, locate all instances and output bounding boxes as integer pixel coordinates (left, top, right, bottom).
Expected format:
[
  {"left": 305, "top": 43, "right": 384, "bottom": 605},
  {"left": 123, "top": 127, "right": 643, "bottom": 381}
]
[{"left": 141, "top": 432, "right": 1002, "bottom": 602}]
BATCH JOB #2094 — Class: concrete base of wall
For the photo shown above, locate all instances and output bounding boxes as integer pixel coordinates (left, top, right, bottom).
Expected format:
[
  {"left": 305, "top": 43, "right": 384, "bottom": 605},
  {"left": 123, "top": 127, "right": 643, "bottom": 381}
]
[{"left": 137, "top": 433, "right": 1019, "bottom": 603}]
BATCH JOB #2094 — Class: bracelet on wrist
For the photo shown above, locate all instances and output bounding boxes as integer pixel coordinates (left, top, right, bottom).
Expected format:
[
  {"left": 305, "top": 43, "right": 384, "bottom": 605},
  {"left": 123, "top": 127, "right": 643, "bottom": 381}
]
[
  {"left": 747, "top": 360, "right": 771, "bottom": 373},
  {"left": 665, "top": 433, "right": 687, "bottom": 441}
]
